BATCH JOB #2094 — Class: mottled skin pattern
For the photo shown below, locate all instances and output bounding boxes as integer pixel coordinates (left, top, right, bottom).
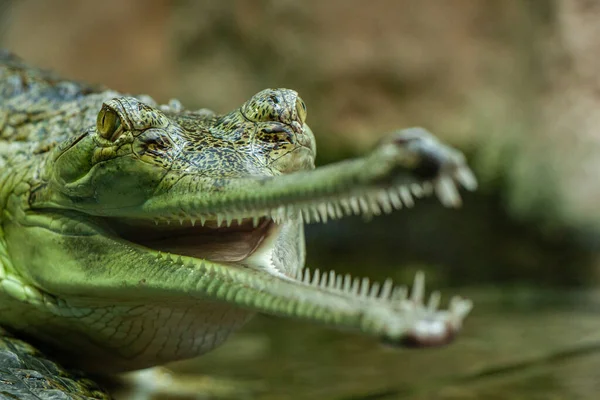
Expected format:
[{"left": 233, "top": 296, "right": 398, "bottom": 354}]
[{"left": 0, "top": 51, "right": 477, "bottom": 397}]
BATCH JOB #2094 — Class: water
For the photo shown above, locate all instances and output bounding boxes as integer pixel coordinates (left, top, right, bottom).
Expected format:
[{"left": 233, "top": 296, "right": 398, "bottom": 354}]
[{"left": 114, "top": 287, "right": 600, "bottom": 399}]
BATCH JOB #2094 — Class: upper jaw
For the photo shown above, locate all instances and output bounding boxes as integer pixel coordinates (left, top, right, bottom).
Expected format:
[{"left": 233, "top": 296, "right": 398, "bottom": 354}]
[{"left": 35, "top": 127, "right": 475, "bottom": 275}]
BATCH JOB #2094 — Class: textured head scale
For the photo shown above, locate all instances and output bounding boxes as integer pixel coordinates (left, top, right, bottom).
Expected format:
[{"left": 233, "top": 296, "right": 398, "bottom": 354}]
[{"left": 241, "top": 88, "right": 307, "bottom": 127}]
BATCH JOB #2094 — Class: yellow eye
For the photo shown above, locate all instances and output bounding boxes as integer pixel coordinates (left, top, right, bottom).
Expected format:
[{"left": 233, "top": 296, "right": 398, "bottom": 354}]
[
  {"left": 96, "top": 106, "right": 123, "bottom": 141},
  {"left": 295, "top": 97, "right": 307, "bottom": 124}
]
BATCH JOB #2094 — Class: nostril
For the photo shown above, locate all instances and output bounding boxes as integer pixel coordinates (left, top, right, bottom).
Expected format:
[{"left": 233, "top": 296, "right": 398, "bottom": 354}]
[
  {"left": 391, "top": 135, "right": 420, "bottom": 146},
  {"left": 413, "top": 150, "right": 442, "bottom": 180},
  {"left": 392, "top": 137, "right": 415, "bottom": 145}
]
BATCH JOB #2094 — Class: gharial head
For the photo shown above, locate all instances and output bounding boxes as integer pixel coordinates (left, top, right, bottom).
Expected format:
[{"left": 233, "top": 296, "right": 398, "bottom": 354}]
[
  {"left": 34, "top": 87, "right": 315, "bottom": 211},
  {"left": 54, "top": 87, "right": 315, "bottom": 195},
  {"left": 17, "top": 88, "right": 315, "bottom": 302}
]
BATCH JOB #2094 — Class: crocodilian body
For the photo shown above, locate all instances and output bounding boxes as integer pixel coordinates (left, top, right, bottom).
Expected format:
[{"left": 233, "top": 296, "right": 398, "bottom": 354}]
[{"left": 0, "top": 52, "right": 476, "bottom": 376}]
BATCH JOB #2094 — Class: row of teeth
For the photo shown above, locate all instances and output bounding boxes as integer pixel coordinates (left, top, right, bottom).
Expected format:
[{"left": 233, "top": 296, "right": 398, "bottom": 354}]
[
  {"left": 294, "top": 266, "right": 421, "bottom": 302},
  {"left": 154, "top": 248, "right": 472, "bottom": 320},
  {"left": 153, "top": 181, "right": 428, "bottom": 226},
  {"left": 291, "top": 266, "right": 473, "bottom": 319},
  {"left": 152, "top": 167, "right": 476, "bottom": 227},
  {"left": 154, "top": 249, "right": 472, "bottom": 320}
]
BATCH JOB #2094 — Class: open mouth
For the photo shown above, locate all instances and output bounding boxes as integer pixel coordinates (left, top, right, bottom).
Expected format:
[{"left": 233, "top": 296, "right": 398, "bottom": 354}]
[
  {"left": 98, "top": 170, "right": 473, "bottom": 267},
  {"left": 105, "top": 217, "right": 276, "bottom": 263}
]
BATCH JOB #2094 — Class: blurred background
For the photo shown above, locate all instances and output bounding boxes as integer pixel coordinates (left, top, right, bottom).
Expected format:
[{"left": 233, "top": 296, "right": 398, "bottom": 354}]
[{"left": 2, "top": 0, "right": 600, "bottom": 398}]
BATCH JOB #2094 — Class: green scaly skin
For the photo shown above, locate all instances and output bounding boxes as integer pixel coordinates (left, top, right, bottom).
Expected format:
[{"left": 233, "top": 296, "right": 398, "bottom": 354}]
[{"left": 0, "top": 51, "right": 477, "bottom": 377}]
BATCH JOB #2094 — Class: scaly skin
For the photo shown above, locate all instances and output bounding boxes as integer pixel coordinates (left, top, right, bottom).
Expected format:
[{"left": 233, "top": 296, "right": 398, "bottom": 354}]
[
  {"left": 0, "top": 326, "right": 111, "bottom": 399},
  {"left": 0, "top": 51, "right": 477, "bottom": 375}
]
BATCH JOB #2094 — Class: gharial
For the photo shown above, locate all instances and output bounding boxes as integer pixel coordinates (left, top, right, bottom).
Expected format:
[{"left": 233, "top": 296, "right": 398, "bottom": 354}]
[{"left": 0, "top": 51, "right": 477, "bottom": 398}]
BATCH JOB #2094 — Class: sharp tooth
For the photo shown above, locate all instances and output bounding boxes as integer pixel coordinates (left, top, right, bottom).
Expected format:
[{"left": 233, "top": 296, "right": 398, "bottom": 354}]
[
  {"left": 311, "top": 268, "right": 321, "bottom": 286},
  {"left": 301, "top": 267, "right": 308, "bottom": 281},
  {"left": 200, "top": 216, "right": 207, "bottom": 226},
  {"left": 329, "top": 270, "right": 337, "bottom": 289},
  {"left": 303, "top": 269, "right": 311, "bottom": 284},
  {"left": 388, "top": 190, "right": 403, "bottom": 209},
  {"left": 351, "top": 277, "right": 360, "bottom": 295},
  {"left": 435, "top": 176, "right": 461, "bottom": 207},
  {"left": 349, "top": 197, "right": 361, "bottom": 215},
  {"left": 226, "top": 216, "right": 233, "bottom": 227},
  {"left": 427, "top": 291, "right": 441, "bottom": 311},
  {"left": 398, "top": 187, "right": 414, "bottom": 207},
  {"left": 358, "top": 197, "right": 370, "bottom": 214},
  {"left": 343, "top": 274, "right": 352, "bottom": 292},
  {"left": 327, "top": 204, "right": 337, "bottom": 220},
  {"left": 335, "top": 274, "right": 343, "bottom": 290},
  {"left": 410, "top": 271, "right": 425, "bottom": 304},
  {"left": 333, "top": 203, "right": 344, "bottom": 219},
  {"left": 317, "top": 204, "right": 329, "bottom": 223},
  {"left": 190, "top": 218, "right": 197, "bottom": 227},
  {"left": 360, "top": 277, "right": 370, "bottom": 297},
  {"left": 311, "top": 208, "right": 321, "bottom": 223},
  {"left": 455, "top": 167, "right": 478, "bottom": 191},
  {"left": 380, "top": 278, "right": 393, "bottom": 299},
  {"left": 252, "top": 216, "right": 260, "bottom": 227},
  {"left": 301, "top": 209, "right": 311, "bottom": 223},
  {"left": 372, "top": 203, "right": 382, "bottom": 215},
  {"left": 166, "top": 220, "right": 171, "bottom": 225},
  {"left": 377, "top": 192, "right": 393, "bottom": 214},
  {"left": 178, "top": 218, "right": 184, "bottom": 225},
  {"left": 368, "top": 197, "right": 382, "bottom": 215},
  {"left": 339, "top": 199, "right": 352, "bottom": 215},
  {"left": 410, "top": 183, "right": 424, "bottom": 198},
  {"left": 320, "top": 271, "right": 328, "bottom": 288},
  {"left": 368, "top": 281, "right": 380, "bottom": 298},
  {"left": 154, "top": 220, "right": 159, "bottom": 226},
  {"left": 217, "top": 215, "right": 224, "bottom": 227}
]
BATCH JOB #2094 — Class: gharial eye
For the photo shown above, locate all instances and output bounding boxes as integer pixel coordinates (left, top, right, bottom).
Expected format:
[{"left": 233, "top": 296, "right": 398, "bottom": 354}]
[
  {"left": 96, "top": 106, "right": 123, "bottom": 141},
  {"left": 295, "top": 97, "right": 307, "bottom": 124}
]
